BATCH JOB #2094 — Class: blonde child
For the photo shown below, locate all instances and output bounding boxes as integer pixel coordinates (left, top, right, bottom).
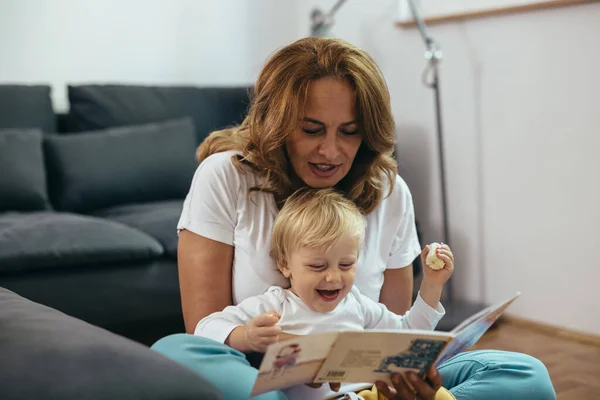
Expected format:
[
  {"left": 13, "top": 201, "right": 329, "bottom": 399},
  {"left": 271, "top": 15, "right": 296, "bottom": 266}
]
[{"left": 195, "top": 188, "right": 455, "bottom": 399}]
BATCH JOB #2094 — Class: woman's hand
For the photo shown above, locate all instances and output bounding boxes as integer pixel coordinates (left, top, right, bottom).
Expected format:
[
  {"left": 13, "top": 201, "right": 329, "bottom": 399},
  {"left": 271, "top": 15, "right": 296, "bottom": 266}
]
[
  {"left": 305, "top": 382, "right": 341, "bottom": 392},
  {"left": 375, "top": 366, "right": 442, "bottom": 400}
]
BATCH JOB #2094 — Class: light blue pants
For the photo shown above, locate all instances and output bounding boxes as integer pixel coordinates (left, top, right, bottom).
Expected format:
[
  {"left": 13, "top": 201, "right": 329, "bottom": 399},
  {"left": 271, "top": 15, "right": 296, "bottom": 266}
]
[{"left": 151, "top": 334, "right": 555, "bottom": 400}]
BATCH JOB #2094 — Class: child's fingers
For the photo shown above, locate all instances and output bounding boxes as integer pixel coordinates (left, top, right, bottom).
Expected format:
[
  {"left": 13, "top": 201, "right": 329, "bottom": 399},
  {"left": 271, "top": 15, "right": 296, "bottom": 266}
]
[
  {"left": 253, "top": 313, "right": 280, "bottom": 327},
  {"left": 437, "top": 254, "right": 454, "bottom": 269},
  {"left": 257, "top": 325, "right": 282, "bottom": 337},
  {"left": 259, "top": 335, "right": 280, "bottom": 348},
  {"left": 437, "top": 253, "right": 452, "bottom": 262},
  {"left": 436, "top": 248, "right": 454, "bottom": 260}
]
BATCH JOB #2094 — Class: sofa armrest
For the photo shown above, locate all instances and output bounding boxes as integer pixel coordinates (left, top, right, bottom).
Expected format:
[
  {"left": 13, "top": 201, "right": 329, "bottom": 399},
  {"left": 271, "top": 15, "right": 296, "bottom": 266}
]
[{"left": 0, "top": 287, "right": 222, "bottom": 400}]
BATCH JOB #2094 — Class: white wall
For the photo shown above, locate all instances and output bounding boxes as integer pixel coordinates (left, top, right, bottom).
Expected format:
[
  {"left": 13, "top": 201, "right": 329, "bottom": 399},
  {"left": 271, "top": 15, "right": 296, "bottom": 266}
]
[
  {"left": 0, "top": 0, "right": 298, "bottom": 111},
  {"left": 296, "top": 0, "right": 600, "bottom": 335}
]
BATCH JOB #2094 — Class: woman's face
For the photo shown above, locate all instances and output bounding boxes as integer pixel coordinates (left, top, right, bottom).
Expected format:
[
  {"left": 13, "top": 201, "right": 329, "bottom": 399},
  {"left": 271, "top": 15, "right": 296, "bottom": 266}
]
[{"left": 285, "top": 77, "right": 362, "bottom": 189}]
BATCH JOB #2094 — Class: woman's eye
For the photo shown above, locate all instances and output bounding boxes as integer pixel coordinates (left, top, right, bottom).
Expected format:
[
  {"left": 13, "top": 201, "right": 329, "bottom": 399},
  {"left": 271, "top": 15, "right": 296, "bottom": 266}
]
[
  {"left": 341, "top": 129, "right": 358, "bottom": 136},
  {"left": 302, "top": 128, "right": 322, "bottom": 135}
]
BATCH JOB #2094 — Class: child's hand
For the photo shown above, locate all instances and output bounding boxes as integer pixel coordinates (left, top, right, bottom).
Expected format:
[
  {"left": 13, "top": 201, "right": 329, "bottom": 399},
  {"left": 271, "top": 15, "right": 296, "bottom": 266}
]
[
  {"left": 420, "top": 243, "right": 454, "bottom": 287},
  {"left": 245, "top": 311, "right": 282, "bottom": 352}
]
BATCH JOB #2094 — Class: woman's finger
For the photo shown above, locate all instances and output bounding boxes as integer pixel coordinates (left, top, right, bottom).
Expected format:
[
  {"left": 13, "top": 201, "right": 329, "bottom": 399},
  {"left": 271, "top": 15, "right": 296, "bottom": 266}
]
[
  {"left": 406, "top": 372, "right": 437, "bottom": 400},
  {"left": 375, "top": 381, "right": 395, "bottom": 399},
  {"left": 426, "top": 366, "right": 443, "bottom": 391},
  {"left": 389, "top": 374, "right": 415, "bottom": 399},
  {"left": 305, "top": 382, "right": 323, "bottom": 389}
]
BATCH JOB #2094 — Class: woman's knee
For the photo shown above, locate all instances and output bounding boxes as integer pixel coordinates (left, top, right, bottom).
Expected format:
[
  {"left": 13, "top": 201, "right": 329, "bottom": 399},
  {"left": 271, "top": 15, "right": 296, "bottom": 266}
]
[
  {"left": 506, "top": 352, "right": 555, "bottom": 400},
  {"left": 441, "top": 350, "right": 555, "bottom": 400},
  {"left": 152, "top": 333, "right": 245, "bottom": 360},
  {"left": 151, "top": 333, "right": 190, "bottom": 353}
]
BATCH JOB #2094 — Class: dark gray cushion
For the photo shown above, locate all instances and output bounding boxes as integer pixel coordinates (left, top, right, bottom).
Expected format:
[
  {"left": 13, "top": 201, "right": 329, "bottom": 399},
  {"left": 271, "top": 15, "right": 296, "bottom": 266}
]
[
  {"left": 0, "top": 85, "right": 55, "bottom": 132},
  {"left": 0, "top": 129, "right": 50, "bottom": 212},
  {"left": 67, "top": 84, "right": 251, "bottom": 143},
  {"left": 44, "top": 118, "right": 197, "bottom": 212},
  {"left": 0, "top": 212, "right": 163, "bottom": 273},
  {"left": 92, "top": 200, "right": 182, "bottom": 259},
  {"left": 0, "top": 287, "right": 222, "bottom": 400}
]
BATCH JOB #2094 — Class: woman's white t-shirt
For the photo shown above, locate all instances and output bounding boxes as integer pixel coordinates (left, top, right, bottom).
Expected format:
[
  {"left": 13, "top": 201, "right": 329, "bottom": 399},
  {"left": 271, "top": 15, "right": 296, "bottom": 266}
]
[{"left": 177, "top": 151, "right": 421, "bottom": 305}]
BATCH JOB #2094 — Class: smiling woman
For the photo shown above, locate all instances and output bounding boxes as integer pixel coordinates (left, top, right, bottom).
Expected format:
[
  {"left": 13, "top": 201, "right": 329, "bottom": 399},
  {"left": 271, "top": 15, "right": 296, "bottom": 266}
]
[{"left": 151, "top": 37, "right": 555, "bottom": 400}]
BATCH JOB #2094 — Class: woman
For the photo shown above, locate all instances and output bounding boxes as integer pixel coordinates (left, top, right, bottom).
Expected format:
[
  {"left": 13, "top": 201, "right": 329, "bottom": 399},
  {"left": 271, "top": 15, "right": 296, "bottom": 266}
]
[{"left": 152, "top": 37, "right": 555, "bottom": 400}]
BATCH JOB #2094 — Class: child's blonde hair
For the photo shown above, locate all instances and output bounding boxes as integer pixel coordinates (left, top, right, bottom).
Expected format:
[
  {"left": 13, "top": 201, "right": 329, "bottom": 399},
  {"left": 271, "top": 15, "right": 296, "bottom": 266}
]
[{"left": 270, "top": 188, "right": 367, "bottom": 269}]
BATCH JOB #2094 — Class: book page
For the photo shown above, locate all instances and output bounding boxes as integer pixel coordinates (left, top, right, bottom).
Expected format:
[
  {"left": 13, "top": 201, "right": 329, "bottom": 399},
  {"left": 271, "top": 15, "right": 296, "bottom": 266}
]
[
  {"left": 251, "top": 332, "right": 339, "bottom": 397},
  {"left": 435, "top": 292, "right": 521, "bottom": 368},
  {"left": 313, "top": 330, "right": 453, "bottom": 385}
]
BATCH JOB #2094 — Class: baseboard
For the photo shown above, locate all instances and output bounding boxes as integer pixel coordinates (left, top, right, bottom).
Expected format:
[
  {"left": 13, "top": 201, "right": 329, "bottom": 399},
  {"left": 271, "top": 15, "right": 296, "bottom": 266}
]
[{"left": 501, "top": 315, "right": 600, "bottom": 347}]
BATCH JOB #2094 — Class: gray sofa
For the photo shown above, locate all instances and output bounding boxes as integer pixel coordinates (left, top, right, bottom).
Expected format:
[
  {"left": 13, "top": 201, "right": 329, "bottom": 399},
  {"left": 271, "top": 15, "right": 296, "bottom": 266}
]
[
  {"left": 0, "top": 84, "right": 251, "bottom": 344},
  {"left": 0, "top": 287, "right": 222, "bottom": 400}
]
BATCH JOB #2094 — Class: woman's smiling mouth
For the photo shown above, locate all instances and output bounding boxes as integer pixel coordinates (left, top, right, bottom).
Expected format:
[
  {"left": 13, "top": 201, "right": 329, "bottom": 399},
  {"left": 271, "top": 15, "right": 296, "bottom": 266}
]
[{"left": 309, "top": 163, "right": 341, "bottom": 177}]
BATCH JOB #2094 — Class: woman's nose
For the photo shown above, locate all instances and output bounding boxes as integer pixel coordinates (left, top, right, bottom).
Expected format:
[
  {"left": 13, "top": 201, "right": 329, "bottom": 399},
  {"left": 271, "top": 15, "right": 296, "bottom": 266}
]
[{"left": 318, "top": 131, "right": 340, "bottom": 161}]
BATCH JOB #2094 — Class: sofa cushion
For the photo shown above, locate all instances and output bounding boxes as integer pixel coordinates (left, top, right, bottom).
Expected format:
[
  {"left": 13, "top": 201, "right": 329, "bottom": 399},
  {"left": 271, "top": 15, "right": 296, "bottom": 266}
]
[
  {"left": 0, "top": 85, "right": 55, "bottom": 132},
  {"left": 67, "top": 84, "right": 251, "bottom": 143},
  {"left": 0, "top": 287, "right": 222, "bottom": 400},
  {"left": 0, "top": 129, "right": 50, "bottom": 212},
  {"left": 44, "top": 118, "right": 197, "bottom": 212},
  {"left": 92, "top": 200, "right": 183, "bottom": 258},
  {"left": 0, "top": 212, "right": 163, "bottom": 273}
]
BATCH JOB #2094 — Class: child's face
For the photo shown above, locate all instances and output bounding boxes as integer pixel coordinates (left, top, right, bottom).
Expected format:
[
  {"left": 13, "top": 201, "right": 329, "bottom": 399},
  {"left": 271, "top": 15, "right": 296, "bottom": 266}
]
[{"left": 280, "top": 235, "right": 359, "bottom": 312}]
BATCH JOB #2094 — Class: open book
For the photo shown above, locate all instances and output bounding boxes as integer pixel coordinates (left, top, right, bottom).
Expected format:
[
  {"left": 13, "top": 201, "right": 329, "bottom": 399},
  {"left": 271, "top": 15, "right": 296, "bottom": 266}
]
[{"left": 251, "top": 292, "right": 520, "bottom": 397}]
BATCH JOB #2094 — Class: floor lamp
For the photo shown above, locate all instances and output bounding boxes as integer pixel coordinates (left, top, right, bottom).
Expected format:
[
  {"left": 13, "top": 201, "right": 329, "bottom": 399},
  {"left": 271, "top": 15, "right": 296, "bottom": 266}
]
[{"left": 406, "top": 0, "right": 487, "bottom": 331}]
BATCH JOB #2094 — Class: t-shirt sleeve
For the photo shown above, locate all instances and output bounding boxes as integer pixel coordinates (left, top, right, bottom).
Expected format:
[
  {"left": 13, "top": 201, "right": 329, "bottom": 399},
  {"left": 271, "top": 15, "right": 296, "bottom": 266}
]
[
  {"left": 387, "top": 176, "right": 421, "bottom": 269},
  {"left": 193, "top": 287, "right": 285, "bottom": 344},
  {"left": 359, "top": 288, "right": 445, "bottom": 330},
  {"left": 177, "top": 152, "right": 241, "bottom": 245}
]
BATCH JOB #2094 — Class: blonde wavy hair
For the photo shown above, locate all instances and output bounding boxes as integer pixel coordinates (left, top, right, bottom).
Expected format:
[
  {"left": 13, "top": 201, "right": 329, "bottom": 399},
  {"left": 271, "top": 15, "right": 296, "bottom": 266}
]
[
  {"left": 270, "top": 188, "right": 366, "bottom": 270},
  {"left": 196, "top": 37, "right": 397, "bottom": 214}
]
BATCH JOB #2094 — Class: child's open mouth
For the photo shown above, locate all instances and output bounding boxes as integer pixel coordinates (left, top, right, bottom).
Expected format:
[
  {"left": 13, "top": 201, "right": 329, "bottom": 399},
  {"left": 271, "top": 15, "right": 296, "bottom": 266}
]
[{"left": 316, "top": 289, "right": 340, "bottom": 302}]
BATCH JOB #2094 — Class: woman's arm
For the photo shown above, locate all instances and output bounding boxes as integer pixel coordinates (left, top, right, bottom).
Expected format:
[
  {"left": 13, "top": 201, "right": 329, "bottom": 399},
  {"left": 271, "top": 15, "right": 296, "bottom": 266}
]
[
  {"left": 178, "top": 229, "right": 234, "bottom": 333},
  {"left": 380, "top": 266, "right": 413, "bottom": 315}
]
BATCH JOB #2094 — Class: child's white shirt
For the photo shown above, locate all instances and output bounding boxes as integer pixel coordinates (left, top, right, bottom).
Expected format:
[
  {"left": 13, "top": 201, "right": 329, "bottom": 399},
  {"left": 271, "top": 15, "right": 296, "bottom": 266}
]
[{"left": 194, "top": 286, "right": 445, "bottom": 343}]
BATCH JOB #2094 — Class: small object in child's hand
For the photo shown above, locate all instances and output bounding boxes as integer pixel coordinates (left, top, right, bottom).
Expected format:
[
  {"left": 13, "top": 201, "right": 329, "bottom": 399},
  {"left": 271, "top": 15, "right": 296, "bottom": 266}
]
[{"left": 425, "top": 242, "right": 445, "bottom": 270}]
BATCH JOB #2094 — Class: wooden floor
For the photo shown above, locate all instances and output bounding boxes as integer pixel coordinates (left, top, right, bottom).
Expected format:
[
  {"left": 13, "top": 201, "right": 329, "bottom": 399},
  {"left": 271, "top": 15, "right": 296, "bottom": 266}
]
[{"left": 471, "top": 320, "right": 600, "bottom": 399}]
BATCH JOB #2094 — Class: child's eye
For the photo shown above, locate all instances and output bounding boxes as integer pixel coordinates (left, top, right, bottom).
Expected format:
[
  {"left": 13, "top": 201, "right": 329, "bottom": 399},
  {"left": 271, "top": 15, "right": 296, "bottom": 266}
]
[
  {"left": 339, "top": 263, "right": 354, "bottom": 269},
  {"left": 309, "top": 264, "right": 326, "bottom": 270}
]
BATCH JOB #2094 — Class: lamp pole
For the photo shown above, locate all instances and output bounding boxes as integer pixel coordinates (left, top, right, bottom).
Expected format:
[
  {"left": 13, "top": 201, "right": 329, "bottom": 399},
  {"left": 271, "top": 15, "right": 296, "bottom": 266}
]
[
  {"left": 406, "top": 0, "right": 489, "bottom": 330},
  {"left": 310, "top": 0, "right": 348, "bottom": 37},
  {"left": 405, "top": 0, "right": 453, "bottom": 301}
]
